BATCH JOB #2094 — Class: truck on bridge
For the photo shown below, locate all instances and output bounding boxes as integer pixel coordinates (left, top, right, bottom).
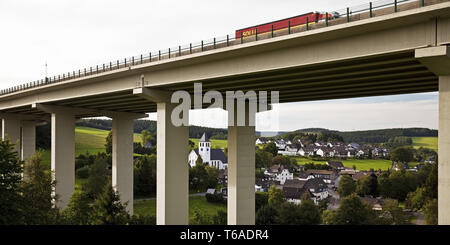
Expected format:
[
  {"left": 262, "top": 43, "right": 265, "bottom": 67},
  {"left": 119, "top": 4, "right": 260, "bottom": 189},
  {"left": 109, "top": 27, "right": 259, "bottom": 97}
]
[{"left": 235, "top": 11, "right": 339, "bottom": 38}]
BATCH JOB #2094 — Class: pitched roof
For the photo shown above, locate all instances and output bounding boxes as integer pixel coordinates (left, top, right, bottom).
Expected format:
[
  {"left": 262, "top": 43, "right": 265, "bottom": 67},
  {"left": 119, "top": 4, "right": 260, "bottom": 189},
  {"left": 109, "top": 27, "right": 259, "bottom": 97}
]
[
  {"left": 283, "top": 179, "right": 307, "bottom": 189},
  {"left": 199, "top": 133, "right": 209, "bottom": 142},
  {"left": 352, "top": 171, "right": 370, "bottom": 180},
  {"left": 211, "top": 149, "right": 227, "bottom": 163},
  {"left": 298, "top": 171, "right": 310, "bottom": 179},
  {"left": 283, "top": 186, "right": 310, "bottom": 200},
  {"left": 306, "top": 169, "right": 333, "bottom": 175},
  {"left": 304, "top": 178, "right": 327, "bottom": 190},
  {"left": 193, "top": 148, "right": 228, "bottom": 163},
  {"left": 327, "top": 161, "right": 344, "bottom": 168}
]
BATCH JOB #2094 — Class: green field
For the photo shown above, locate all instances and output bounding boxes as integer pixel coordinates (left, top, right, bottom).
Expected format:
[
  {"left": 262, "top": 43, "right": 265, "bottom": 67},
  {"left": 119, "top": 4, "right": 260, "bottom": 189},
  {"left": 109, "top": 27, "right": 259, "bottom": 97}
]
[
  {"left": 412, "top": 137, "right": 438, "bottom": 152},
  {"left": 294, "top": 157, "right": 395, "bottom": 171},
  {"left": 134, "top": 196, "right": 226, "bottom": 222},
  {"left": 295, "top": 156, "right": 420, "bottom": 171},
  {"left": 41, "top": 126, "right": 144, "bottom": 167}
]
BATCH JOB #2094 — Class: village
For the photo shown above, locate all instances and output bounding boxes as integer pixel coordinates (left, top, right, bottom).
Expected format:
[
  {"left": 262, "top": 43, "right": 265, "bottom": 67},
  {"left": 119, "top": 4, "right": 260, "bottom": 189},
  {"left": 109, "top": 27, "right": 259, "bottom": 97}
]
[{"left": 188, "top": 132, "right": 436, "bottom": 222}]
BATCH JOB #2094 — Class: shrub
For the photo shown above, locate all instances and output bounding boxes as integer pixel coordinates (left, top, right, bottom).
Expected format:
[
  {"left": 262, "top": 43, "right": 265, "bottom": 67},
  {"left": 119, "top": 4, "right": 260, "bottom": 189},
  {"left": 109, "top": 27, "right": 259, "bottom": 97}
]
[
  {"left": 255, "top": 192, "right": 269, "bottom": 212},
  {"left": 76, "top": 165, "right": 90, "bottom": 179},
  {"left": 424, "top": 199, "right": 438, "bottom": 225},
  {"left": 129, "top": 215, "right": 156, "bottom": 225},
  {"left": 205, "top": 193, "right": 225, "bottom": 204}
]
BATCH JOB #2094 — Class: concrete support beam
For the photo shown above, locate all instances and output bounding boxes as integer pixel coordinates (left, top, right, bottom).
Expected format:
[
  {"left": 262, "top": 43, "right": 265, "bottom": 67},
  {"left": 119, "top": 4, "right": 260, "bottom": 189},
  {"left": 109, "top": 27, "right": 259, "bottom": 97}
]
[
  {"left": 21, "top": 121, "right": 36, "bottom": 161},
  {"left": 2, "top": 116, "right": 21, "bottom": 150},
  {"left": 415, "top": 45, "right": 450, "bottom": 75},
  {"left": 51, "top": 112, "right": 75, "bottom": 209},
  {"left": 439, "top": 75, "right": 450, "bottom": 225},
  {"left": 111, "top": 115, "right": 135, "bottom": 215},
  {"left": 227, "top": 105, "right": 256, "bottom": 225}
]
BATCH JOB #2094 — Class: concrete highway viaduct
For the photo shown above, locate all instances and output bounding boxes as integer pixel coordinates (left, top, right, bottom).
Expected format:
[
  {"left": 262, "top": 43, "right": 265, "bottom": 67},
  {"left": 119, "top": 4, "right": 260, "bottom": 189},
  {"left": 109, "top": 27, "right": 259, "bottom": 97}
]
[{"left": 0, "top": 0, "right": 449, "bottom": 225}]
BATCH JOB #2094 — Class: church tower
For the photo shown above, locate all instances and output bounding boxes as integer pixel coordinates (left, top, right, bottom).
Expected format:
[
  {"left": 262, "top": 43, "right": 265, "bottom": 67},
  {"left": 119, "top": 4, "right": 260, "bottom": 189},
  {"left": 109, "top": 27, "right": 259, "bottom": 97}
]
[{"left": 198, "top": 132, "right": 211, "bottom": 163}]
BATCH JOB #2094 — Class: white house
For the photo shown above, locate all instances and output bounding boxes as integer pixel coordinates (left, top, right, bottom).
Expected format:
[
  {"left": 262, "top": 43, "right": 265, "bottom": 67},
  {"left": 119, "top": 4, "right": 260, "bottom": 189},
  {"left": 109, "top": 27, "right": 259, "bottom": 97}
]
[
  {"left": 255, "top": 138, "right": 267, "bottom": 145},
  {"left": 304, "top": 178, "right": 329, "bottom": 202},
  {"left": 298, "top": 146, "right": 316, "bottom": 156},
  {"left": 279, "top": 144, "right": 298, "bottom": 156},
  {"left": 188, "top": 133, "right": 228, "bottom": 170},
  {"left": 348, "top": 143, "right": 360, "bottom": 149},
  {"left": 274, "top": 140, "right": 286, "bottom": 150},
  {"left": 264, "top": 165, "right": 293, "bottom": 185}
]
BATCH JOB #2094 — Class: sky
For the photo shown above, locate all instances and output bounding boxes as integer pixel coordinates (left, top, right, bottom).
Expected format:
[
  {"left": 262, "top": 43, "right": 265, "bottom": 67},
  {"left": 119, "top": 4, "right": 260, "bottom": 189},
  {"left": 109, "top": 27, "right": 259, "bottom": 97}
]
[{"left": 0, "top": 0, "right": 438, "bottom": 132}]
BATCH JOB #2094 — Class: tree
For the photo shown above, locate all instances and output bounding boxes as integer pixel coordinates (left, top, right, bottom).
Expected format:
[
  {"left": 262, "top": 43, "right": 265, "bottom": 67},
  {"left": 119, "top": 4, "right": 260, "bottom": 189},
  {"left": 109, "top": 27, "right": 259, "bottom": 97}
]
[
  {"left": 134, "top": 154, "right": 157, "bottom": 197},
  {"left": 378, "top": 170, "right": 419, "bottom": 201},
  {"left": 268, "top": 185, "right": 284, "bottom": 209},
  {"left": 368, "top": 149, "right": 373, "bottom": 159},
  {"left": 356, "top": 175, "right": 372, "bottom": 196},
  {"left": 277, "top": 199, "right": 321, "bottom": 225},
  {"left": 255, "top": 149, "right": 272, "bottom": 169},
  {"left": 255, "top": 192, "right": 269, "bottom": 212},
  {"left": 141, "top": 129, "right": 153, "bottom": 145},
  {"left": 63, "top": 191, "right": 93, "bottom": 225},
  {"left": 0, "top": 138, "right": 25, "bottom": 225},
  {"left": 263, "top": 142, "right": 278, "bottom": 157},
  {"left": 391, "top": 146, "right": 413, "bottom": 163},
  {"left": 424, "top": 198, "right": 438, "bottom": 225},
  {"left": 212, "top": 210, "right": 227, "bottom": 225},
  {"left": 424, "top": 162, "right": 437, "bottom": 199},
  {"left": 337, "top": 175, "right": 356, "bottom": 198},
  {"left": 91, "top": 183, "right": 130, "bottom": 225},
  {"left": 105, "top": 131, "right": 112, "bottom": 154},
  {"left": 22, "top": 151, "right": 61, "bottom": 225},
  {"left": 188, "top": 140, "right": 195, "bottom": 152},
  {"left": 84, "top": 155, "right": 109, "bottom": 199},
  {"left": 191, "top": 208, "right": 213, "bottom": 225},
  {"left": 380, "top": 199, "right": 409, "bottom": 225},
  {"left": 255, "top": 205, "right": 277, "bottom": 225},
  {"left": 323, "top": 193, "right": 376, "bottom": 225},
  {"left": 205, "top": 165, "right": 219, "bottom": 189},
  {"left": 129, "top": 214, "right": 156, "bottom": 225},
  {"left": 406, "top": 187, "right": 427, "bottom": 211},
  {"left": 189, "top": 158, "right": 208, "bottom": 192},
  {"left": 272, "top": 155, "right": 297, "bottom": 170}
]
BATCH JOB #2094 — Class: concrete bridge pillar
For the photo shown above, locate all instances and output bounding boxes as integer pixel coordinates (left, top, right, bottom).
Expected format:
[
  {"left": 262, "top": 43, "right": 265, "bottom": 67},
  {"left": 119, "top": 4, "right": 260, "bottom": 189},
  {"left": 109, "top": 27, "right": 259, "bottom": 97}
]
[
  {"left": 21, "top": 121, "right": 36, "bottom": 161},
  {"left": 227, "top": 103, "right": 256, "bottom": 225},
  {"left": 111, "top": 115, "right": 135, "bottom": 215},
  {"left": 2, "top": 116, "right": 21, "bottom": 150},
  {"left": 416, "top": 45, "right": 450, "bottom": 224},
  {"left": 155, "top": 101, "right": 189, "bottom": 225},
  {"left": 133, "top": 87, "right": 189, "bottom": 225},
  {"left": 439, "top": 75, "right": 450, "bottom": 225},
  {"left": 51, "top": 111, "right": 75, "bottom": 209}
]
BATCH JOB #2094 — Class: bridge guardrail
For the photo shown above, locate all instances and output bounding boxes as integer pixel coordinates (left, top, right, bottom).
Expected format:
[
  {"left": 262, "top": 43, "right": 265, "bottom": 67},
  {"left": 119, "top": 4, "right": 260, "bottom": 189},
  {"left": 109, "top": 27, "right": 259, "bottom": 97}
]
[{"left": 0, "top": 0, "right": 446, "bottom": 96}]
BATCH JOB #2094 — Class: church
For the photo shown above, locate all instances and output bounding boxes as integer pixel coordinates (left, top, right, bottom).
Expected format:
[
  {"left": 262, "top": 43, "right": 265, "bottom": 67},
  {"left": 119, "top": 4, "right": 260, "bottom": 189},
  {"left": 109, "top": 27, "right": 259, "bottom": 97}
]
[{"left": 188, "top": 133, "right": 228, "bottom": 170}]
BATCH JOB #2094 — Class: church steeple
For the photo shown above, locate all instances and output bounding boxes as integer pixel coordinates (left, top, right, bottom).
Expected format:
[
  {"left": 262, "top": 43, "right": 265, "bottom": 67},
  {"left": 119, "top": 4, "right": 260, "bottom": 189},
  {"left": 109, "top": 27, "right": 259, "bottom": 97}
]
[
  {"left": 198, "top": 132, "right": 211, "bottom": 163},
  {"left": 199, "top": 132, "right": 209, "bottom": 142}
]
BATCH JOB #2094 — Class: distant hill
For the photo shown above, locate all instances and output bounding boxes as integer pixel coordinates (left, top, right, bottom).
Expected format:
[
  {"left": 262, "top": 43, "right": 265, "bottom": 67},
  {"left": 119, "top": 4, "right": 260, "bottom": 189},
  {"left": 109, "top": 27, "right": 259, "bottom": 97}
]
[
  {"left": 280, "top": 127, "right": 438, "bottom": 145},
  {"left": 36, "top": 119, "right": 437, "bottom": 149},
  {"left": 74, "top": 119, "right": 228, "bottom": 139},
  {"left": 75, "top": 119, "right": 287, "bottom": 140}
]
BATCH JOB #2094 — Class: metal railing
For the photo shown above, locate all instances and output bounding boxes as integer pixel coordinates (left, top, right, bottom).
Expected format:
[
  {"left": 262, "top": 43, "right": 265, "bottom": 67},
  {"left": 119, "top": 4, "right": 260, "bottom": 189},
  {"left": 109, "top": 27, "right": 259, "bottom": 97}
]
[{"left": 0, "top": 0, "right": 441, "bottom": 96}]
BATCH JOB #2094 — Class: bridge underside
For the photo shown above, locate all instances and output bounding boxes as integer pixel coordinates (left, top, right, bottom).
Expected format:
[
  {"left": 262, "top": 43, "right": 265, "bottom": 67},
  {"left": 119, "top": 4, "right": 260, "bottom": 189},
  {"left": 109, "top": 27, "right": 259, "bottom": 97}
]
[{"left": 0, "top": 50, "right": 439, "bottom": 119}]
